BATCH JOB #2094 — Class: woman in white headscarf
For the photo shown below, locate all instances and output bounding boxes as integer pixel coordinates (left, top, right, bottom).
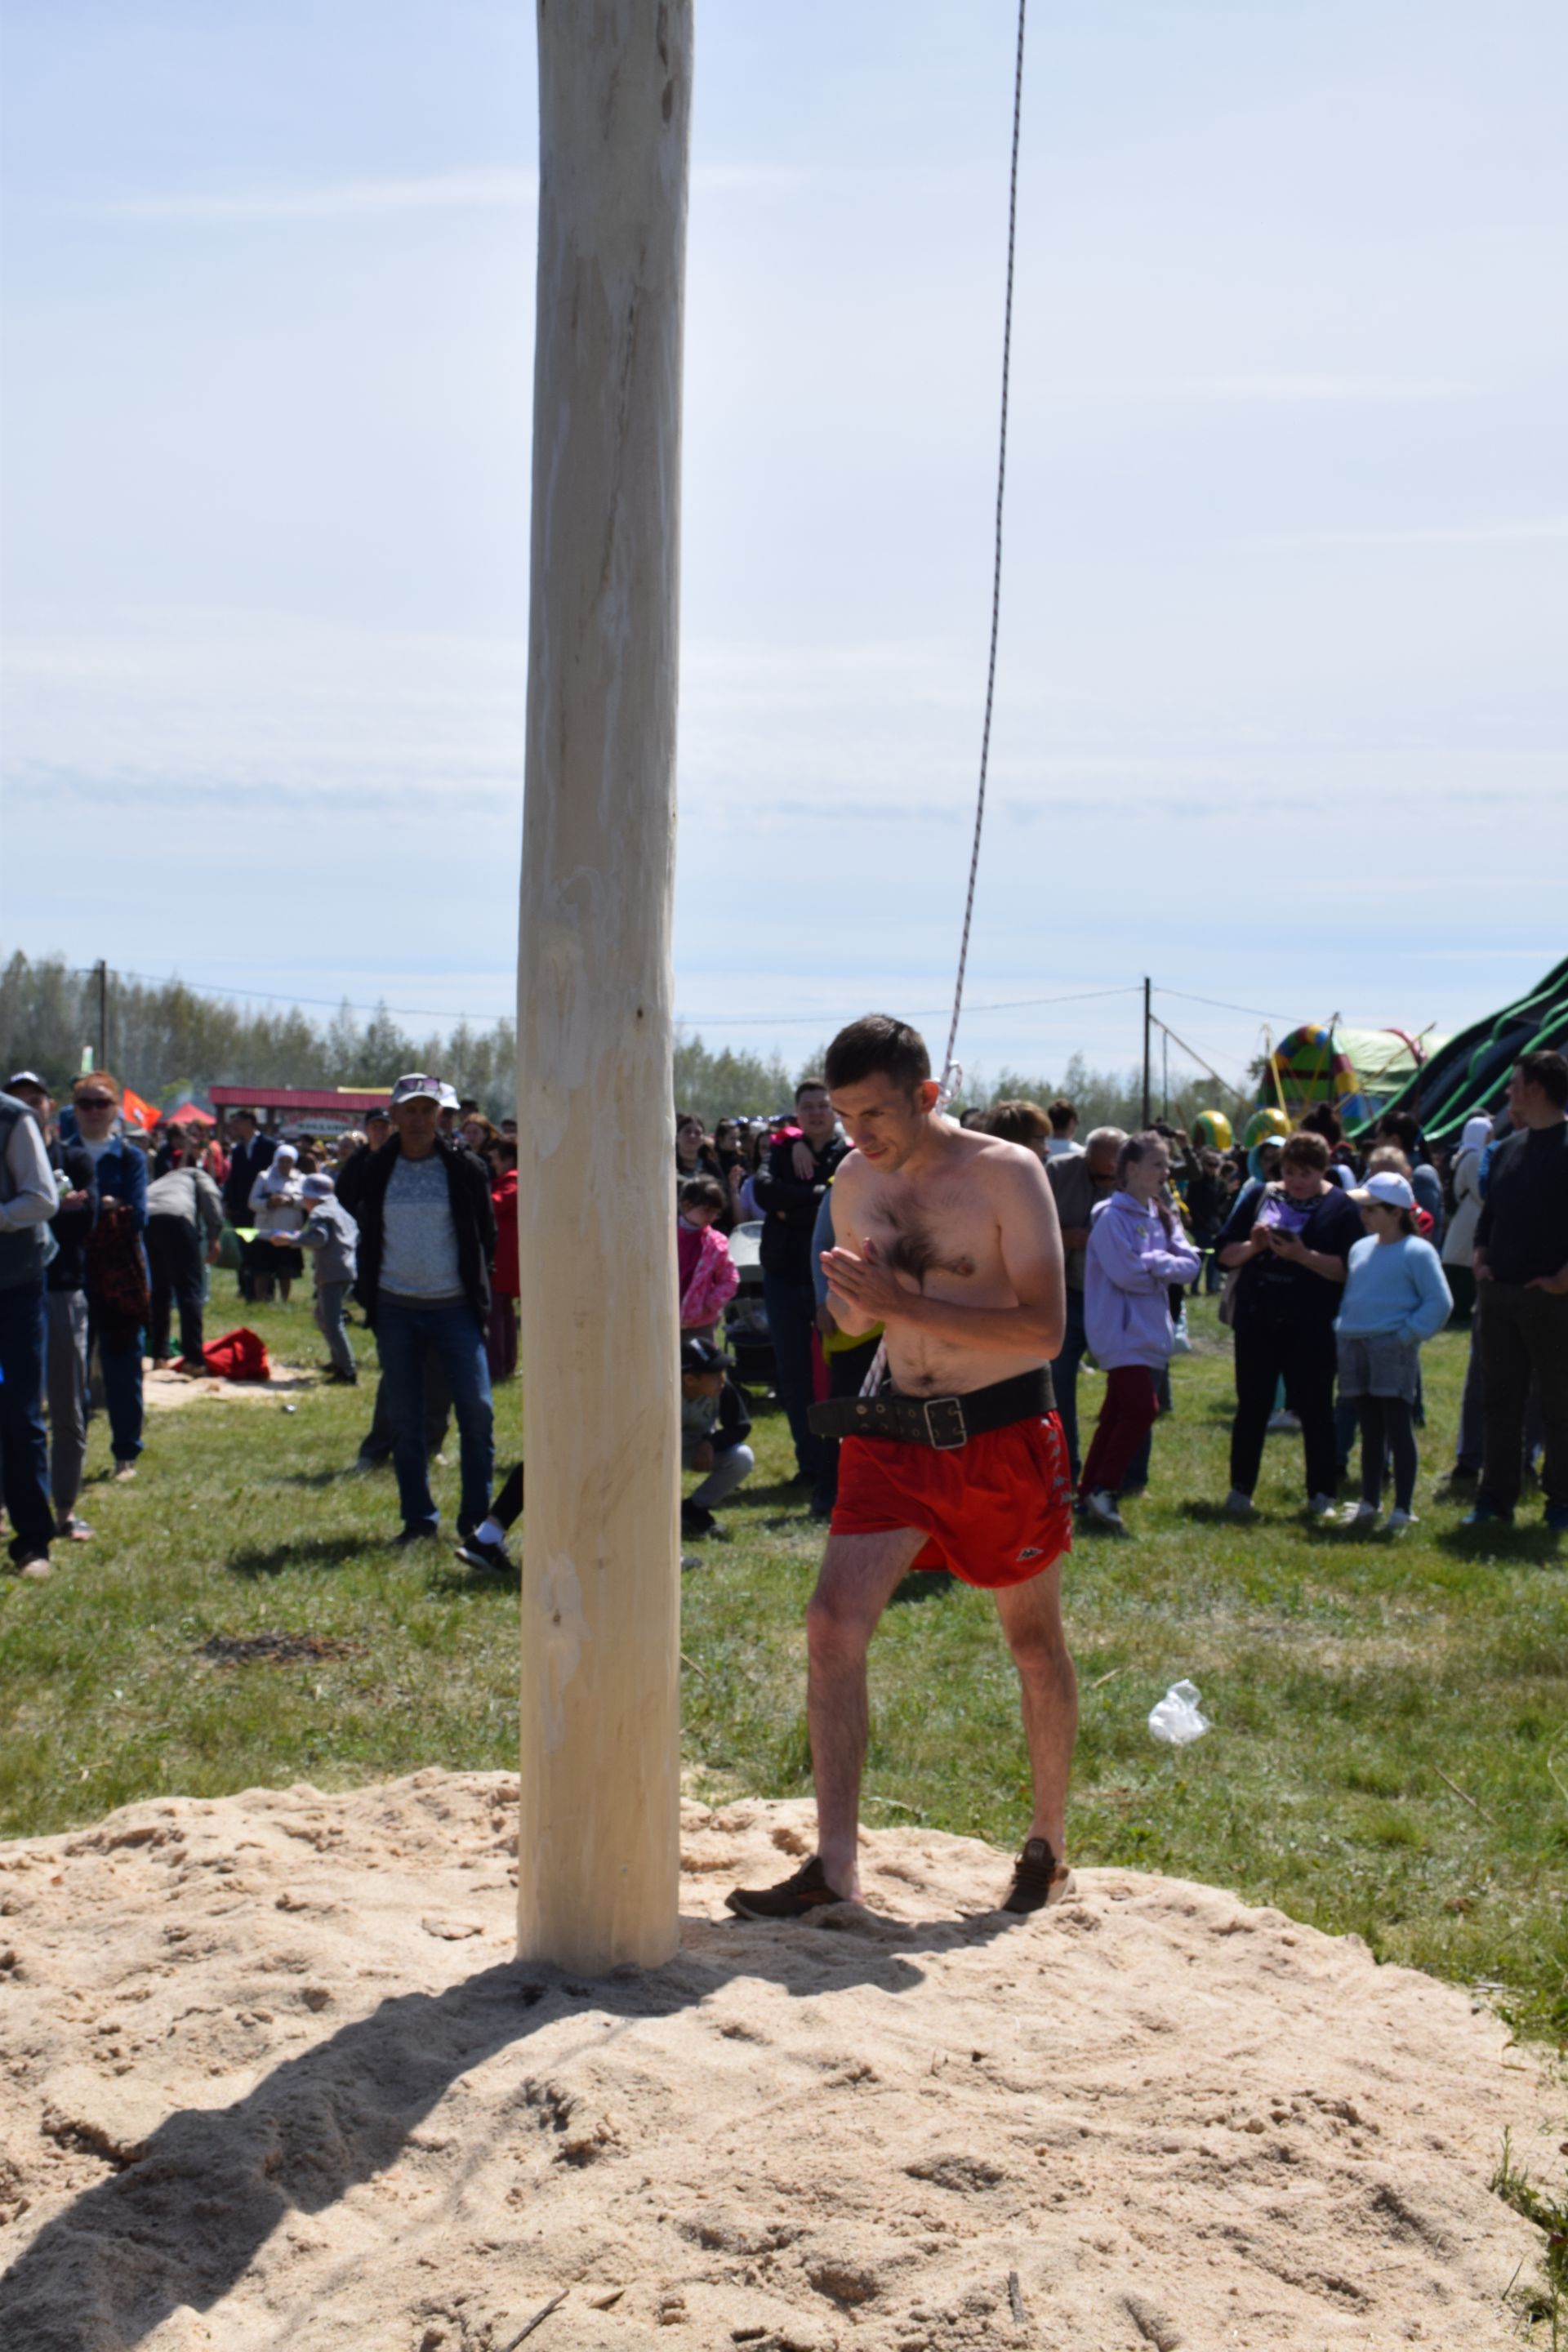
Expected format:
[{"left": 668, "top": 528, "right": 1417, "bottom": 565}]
[
  {"left": 1441, "top": 1113, "right": 1494, "bottom": 1322},
  {"left": 249, "top": 1143, "right": 305, "bottom": 1301}
]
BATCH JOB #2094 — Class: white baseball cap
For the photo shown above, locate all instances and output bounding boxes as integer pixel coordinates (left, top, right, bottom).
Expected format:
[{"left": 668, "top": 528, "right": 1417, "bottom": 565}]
[
  {"left": 1351, "top": 1170, "right": 1414, "bottom": 1210},
  {"left": 390, "top": 1073, "right": 443, "bottom": 1107}
]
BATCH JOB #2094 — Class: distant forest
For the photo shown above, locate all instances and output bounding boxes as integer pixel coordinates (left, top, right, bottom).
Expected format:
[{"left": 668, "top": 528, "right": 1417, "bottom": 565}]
[{"left": 1, "top": 949, "right": 1217, "bottom": 1134}]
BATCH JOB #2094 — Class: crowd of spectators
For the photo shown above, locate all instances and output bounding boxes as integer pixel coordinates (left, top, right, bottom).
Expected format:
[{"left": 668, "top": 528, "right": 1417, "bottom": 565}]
[
  {"left": 2, "top": 1048, "right": 1564, "bottom": 1583},
  {"left": 0, "top": 1070, "right": 525, "bottom": 1578}
]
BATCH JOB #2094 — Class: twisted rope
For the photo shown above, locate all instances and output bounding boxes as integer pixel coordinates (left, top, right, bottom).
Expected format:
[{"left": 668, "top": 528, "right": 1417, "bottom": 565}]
[{"left": 940, "top": 0, "right": 1028, "bottom": 1098}]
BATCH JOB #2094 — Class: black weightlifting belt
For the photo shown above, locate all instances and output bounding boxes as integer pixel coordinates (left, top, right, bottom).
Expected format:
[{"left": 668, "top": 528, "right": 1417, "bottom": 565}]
[{"left": 807, "top": 1364, "right": 1055, "bottom": 1452}]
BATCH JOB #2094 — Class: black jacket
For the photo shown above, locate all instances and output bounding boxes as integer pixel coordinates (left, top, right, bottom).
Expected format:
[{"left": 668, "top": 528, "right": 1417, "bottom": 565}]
[
  {"left": 352, "top": 1134, "right": 497, "bottom": 1330},
  {"left": 47, "top": 1138, "right": 96, "bottom": 1292},
  {"left": 334, "top": 1139, "right": 379, "bottom": 1219},
  {"left": 223, "top": 1133, "right": 277, "bottom": 1225},
  {"left": 753, "top": 1130, "right": 849, "bottom": 1283}
]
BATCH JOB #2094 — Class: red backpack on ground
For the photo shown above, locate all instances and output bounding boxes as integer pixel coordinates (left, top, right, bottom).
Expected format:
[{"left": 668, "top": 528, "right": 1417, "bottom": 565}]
[{"left": 185, "top": 1328, "right": 271, "bottom": 1382}]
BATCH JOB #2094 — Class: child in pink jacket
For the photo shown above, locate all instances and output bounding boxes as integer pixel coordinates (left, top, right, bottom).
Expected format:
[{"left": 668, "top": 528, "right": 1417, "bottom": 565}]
[{"left": 678, "top": 1175, "right": 738, "bottom": 1338}]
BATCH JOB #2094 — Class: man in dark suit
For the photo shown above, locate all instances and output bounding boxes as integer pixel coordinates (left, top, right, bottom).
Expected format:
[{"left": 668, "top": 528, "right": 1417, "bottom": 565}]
[{"left": 222, "top": 1111, "right": 277, "bottom": 1300}]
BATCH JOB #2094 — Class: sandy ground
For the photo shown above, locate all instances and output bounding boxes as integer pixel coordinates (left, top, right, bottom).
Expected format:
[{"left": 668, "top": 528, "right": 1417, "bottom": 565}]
[
  {"left": 0, "top": 1772, "right": 1559, "bottom": 2352},
  {"left": 140, "top": 1363, "right": 315, "bottom": 1412}
]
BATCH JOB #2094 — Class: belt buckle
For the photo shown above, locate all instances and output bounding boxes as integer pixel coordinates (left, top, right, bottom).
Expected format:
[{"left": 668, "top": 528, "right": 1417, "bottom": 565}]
[{"left": 923, "top": 1395, "right": 968, "bottom": 1450}]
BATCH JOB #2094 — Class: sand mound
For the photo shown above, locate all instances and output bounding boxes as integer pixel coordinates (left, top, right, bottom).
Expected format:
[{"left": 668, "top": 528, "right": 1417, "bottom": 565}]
[{"left": 0, "top": 1773, "right": 1557, "bottom": 2351}]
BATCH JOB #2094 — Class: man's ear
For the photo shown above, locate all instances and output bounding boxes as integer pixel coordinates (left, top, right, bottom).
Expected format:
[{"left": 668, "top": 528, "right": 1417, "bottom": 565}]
[{"left": 916, "top": 1080, "right": 942, "bottom": 1113}]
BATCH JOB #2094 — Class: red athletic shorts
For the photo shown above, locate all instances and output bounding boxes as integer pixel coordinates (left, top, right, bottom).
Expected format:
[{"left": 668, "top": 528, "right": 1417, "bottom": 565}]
[{"left": 830, "top": 1411, "right": 1074, "bottom": 1590}]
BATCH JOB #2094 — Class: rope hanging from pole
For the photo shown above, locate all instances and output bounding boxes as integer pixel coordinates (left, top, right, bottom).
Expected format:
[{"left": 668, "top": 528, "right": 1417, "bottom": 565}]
[
  {"left": 860, "top": 5, "right": 1028, "bottom": 1405},
  {"left": 939, "top": 0, "right": 1028, "bottom": 1105}
]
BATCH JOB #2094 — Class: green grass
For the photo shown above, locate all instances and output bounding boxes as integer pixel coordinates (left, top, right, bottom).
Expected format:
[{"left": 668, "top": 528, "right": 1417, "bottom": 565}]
[{"left": 2, "top": 1289, "right": 1566, "bottom": 2058}]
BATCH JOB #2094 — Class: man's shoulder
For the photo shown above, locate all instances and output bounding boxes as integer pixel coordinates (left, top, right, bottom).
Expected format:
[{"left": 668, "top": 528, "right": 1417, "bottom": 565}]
[{"left": 964, "top": 1129, "right": 1045, "bottom": 1191}]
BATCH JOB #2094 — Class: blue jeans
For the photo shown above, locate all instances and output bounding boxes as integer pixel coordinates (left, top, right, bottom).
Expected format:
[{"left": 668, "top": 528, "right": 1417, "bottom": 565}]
[
  {"left": 1, "top": 1278, "right": 54, "bottom": 1560},
  {"left": 376, "top": 1294, "right": 494, "bottom": 1533},
  {"left": 88, "top": 1303, "right": 145, "bottom": 1463},
  {"left": 762, "top": 1271, "right": 825, "bottom": 1484}
]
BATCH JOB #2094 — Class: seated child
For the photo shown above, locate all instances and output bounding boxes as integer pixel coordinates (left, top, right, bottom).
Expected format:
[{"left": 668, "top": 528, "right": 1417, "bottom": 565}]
[
  {"left": 680, "top": 1336, "right": 754, "bottom": 1540},
  {"left": 678, "top": 1174, "right": 738, "bottom": 1339}
]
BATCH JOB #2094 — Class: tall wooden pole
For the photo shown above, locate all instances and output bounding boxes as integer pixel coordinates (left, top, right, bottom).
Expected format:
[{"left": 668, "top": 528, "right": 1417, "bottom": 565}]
[
  {"left": 515, "top": 0, "right": 692, "bottom": 1973},
  {"left": 1141, "top": 976, "right": 1152, "bottom": 1130}
]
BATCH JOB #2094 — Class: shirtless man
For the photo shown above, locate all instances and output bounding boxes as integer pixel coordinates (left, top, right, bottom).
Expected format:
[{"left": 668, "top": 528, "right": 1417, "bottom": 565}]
[{"left": 728, "top": 1013, "right": 1077, "bottom": 1922}]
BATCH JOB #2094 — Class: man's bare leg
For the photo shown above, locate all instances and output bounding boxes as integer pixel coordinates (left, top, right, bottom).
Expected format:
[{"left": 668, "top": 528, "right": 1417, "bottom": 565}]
[
  {"left": 806, "top": 1527, "right": 928, "bottom": 1898},
  {"left": 992, "top": 1561, "right": 1077, "bottom": 1858}
]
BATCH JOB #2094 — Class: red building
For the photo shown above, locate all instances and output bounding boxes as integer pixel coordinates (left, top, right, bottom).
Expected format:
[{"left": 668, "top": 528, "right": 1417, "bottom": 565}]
[{"left": 208, "top": 1085, "right": 393, "bottom": 1137}]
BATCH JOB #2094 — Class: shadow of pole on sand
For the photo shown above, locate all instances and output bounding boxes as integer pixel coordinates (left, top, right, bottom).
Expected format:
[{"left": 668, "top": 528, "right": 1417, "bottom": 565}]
[{"left": 0, "top": 1907, "right": 1019, "bottom": 2350}]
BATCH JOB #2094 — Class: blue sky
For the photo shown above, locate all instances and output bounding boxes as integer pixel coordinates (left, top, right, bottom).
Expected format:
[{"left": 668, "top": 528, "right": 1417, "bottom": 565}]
[{"left": 2, "top": 0, "right": 1563, "bottom": 1090}]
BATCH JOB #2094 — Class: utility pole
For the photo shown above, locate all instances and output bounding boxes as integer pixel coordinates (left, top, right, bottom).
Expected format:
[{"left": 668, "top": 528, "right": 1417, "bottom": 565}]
[
  {"left": 96, "top": 961, "right": 108, "bottom": 1069},
  {"left": 1141, "top": 976, "right": 1152, "bottom": 1129},
  {"left": 515, "top": 0, "right": 692, "bottom": 1974}
]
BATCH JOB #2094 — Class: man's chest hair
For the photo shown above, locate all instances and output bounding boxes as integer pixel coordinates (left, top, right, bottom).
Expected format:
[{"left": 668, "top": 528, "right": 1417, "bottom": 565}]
[{"left": 856, "top": 1174, "right": 996, "bottom": 1288}]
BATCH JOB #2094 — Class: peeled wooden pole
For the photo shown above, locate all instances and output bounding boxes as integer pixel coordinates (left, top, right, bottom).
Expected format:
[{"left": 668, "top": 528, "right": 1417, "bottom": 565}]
[{"left": 516, "top": 0, "right": 691, "bottom": 1973}]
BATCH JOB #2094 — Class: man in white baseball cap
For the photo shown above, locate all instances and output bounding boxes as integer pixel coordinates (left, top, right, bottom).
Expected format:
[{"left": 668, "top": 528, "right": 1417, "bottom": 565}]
[{"left": 352, "top": 1076, "right": 497, "bottom": 1547}]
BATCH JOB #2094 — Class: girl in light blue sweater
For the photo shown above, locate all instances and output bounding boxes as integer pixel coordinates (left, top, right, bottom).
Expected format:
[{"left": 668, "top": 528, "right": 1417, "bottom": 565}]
[{"left": 1336, "top": 1171, "right": 1453, "bottom": 1531}]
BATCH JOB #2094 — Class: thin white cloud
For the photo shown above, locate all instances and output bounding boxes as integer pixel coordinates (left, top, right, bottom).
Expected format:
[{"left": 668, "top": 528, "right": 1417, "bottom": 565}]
[
  {"left": 1046, "top": 375, "right": 1479, "bottom": 406},
  {"left": 100, "top": 160, "right": 802, "bottom": 225},
  {"left": 1243, "top": 516, "right": 1568, "bottom": 550},
  {"left": 105, "top": 169, "right": 538, "bottom": 223}
]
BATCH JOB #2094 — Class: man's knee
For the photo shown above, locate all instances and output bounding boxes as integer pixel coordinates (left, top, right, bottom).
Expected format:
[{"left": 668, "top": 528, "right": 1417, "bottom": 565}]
[{"left": 806, "top": 1579, "right": 877, "bottom": 1664}]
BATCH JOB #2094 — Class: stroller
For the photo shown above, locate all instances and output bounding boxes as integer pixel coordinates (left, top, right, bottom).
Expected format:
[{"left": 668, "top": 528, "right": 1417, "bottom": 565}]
[{"left": 723, "top": 1218, "right": 775, "bottom": 1392}]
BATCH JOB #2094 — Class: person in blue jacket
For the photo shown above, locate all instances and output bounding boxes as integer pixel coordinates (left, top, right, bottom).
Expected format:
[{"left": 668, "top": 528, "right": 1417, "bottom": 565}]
[
  {"left": 1336, "top": 1169, "right": 1453, "bottom": 1533},
  {"left": 69, "top": 1073, "right": 149, "bottom": 1481}
]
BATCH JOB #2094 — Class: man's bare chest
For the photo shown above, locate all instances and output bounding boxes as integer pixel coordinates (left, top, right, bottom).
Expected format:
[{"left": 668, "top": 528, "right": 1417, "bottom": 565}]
[{"left": 857, "top": 1180, "right": 1000, "bottom": 1291}]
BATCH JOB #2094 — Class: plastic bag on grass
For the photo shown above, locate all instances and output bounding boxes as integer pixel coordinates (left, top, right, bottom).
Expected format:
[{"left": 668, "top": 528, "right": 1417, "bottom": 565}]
[{"left": 1148, "top": 1679, "right": 1210, "bottom": 1747}]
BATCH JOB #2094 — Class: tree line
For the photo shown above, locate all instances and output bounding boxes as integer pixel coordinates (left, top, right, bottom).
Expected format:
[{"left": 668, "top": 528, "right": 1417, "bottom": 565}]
[{"left": 2, "top": 949, "right": 1218, "bottom": 1134}]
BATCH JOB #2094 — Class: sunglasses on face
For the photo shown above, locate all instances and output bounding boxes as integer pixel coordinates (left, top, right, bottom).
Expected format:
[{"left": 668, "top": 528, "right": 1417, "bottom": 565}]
[{"left": 75, "top": 1096, "right": 114, "bottom": 1109}]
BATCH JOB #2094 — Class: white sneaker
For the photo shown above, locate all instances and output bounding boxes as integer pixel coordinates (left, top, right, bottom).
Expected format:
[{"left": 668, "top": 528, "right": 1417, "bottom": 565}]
[
  {"left": 1222, "top": 1489, "right": 1257, "bottom": 1519},
  {"left": 1267, "top": 1410, "right": 1302, "bottom": 1434},
  {"left": 1085, "top": 1490, "right": 1129, "bottom": 1536},
  {"left": 1307, "top": 1493, "right": 1338, "bottom": 1519},
  {"left": 113, "top": 1459, "right": 138, "bottom": 1484},
  {"left": 1385, "top": 1507, "right": 1418, "bottom": 1534},
  {"left": 1341, "top": 1500, "right": 1379, "bottom": 1530}
]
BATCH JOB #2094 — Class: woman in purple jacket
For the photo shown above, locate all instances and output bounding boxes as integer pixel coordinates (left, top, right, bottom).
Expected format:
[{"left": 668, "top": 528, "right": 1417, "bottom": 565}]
[{"left": 1079, "top": 1131, "right": 1201, "bottom": 1535}]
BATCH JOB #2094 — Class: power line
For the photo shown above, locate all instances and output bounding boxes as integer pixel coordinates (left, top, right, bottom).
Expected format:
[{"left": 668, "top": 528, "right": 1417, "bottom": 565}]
[
  {"left": 81, "top": 968, "right": 512, "bottom": 1026},
  {"left": 1154, "top": 984, "right": 1295, "bottom": 1023},
  {"left": 673, "top": 984, "right": 1143, "bottom": 1030}
]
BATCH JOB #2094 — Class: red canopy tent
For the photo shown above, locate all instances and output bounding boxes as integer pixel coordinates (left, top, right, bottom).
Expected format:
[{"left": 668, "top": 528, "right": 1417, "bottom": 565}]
[{"left": 165, "top": 1101, "right": 216, "bottom": 1126}]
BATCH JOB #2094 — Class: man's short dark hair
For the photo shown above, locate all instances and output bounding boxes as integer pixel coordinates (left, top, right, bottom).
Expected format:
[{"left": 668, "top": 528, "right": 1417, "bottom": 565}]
[
  {"left": 824, "top": 1014, "right": 931, "bottom": 1096},
  {"left": 1047, "top": 1097, "right": 1076, "bottom": 1134},
  {"left": 794, "top": 1075, "right": 828, "bottom": 1104},
  {"left": 679, "top": 1174, "right": 727, "bottom": 1215},
  {"left": 1300, "top": 1101, "right": 1343, "bottom": 1146},
  {"left": 1517, "top": 1049, "right": 1568, "bottom": 1107}
]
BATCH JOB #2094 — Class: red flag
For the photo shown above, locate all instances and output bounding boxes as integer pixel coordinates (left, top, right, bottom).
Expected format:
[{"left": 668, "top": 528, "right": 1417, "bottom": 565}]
[{"left": 120, "top": 1088, "right": 159, "bottom": 1131}]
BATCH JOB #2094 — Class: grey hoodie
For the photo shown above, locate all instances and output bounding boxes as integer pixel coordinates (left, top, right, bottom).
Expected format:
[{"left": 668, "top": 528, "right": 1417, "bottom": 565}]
[
  {"left": 292, "top": 1196, "right": 359, "bottom": 1286},
  {"left": 145, "top": 1165, "right": 225, "bottom": 1246}
]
